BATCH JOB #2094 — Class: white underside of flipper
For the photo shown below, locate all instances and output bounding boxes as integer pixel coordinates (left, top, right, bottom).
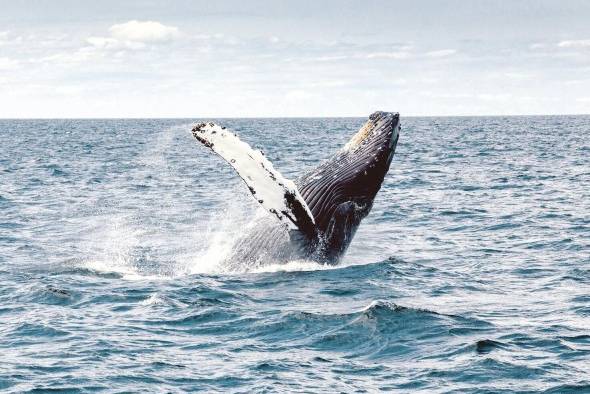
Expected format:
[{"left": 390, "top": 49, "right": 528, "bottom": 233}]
[{"left": 192, "top": 122, "right": 316, "bottom": 234}]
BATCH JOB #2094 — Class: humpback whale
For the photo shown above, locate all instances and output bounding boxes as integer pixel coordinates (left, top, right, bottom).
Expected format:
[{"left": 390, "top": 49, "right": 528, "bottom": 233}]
[{"left": 192, "top": 111, "right": 400, "bottom": 270}]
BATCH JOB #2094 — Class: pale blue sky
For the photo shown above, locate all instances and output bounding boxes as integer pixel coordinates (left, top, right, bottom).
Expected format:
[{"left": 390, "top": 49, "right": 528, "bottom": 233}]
[{"left": 1, "top": 0, "right": 589, "bottom": 117}]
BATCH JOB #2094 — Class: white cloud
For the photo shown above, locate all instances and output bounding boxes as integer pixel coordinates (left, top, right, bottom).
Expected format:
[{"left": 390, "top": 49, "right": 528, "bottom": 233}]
[
  {"left": 503, "top": 72, "right": 533, "bottom": 80},
  {"left": 285, "top": 90, "right": 314, "bottom": 100},
  {"left": 529, "top": 43, "right": 546, "bottom": 50},
  {"left": 308, "top": 55, "right": 349, "bottom": 62},
  {"left": 38, "top": 48, "right": 101, "bottom": 64},
  {"left": 109, "top": 20, "right": 180, "bottom": 43},
  {"left": 557, "top": 39, "right": 590, "bottom": 48},
  {"left": 577, "top": 97, "right": 590, "bottom": 102},
  {"left": 419, "top": 92, "right": 514, "bottom": 101},
  {"left": 477, "top": 93, "right": 512, "bottom": 101},
  {"left": 565, "top": 79, "right": 590, "bottom": 85},
  {"left": 80, "top": 20, "right": 180, "bottom": 56},
  {"left": 86, "top": 36, "right": 146, "bottom": 50},
  {"left": 0, "top": 31, "right": 11, "bottom": 46},
  {"left": 304, "top": 80, "right": 350, "bottom": 88},
  {"left": 425, "top": 49, "right": 457, "bottom": 58},
  {"left": 421, "top": 91, "right": 472, "bottom": 99},
  {"left": 366, "top": 51, "right": 411, "bottom": 59},
  {"left": 0, "top": 57, "right": 19, "bottom": 70},
  {"left": 54, "top": 85, "right": 86, "bottom": 95}
]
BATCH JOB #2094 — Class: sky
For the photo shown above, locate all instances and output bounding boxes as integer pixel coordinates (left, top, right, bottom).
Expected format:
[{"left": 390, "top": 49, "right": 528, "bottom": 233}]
[{"left": 0, "top": 0, "right": 589, "bottom": 117}]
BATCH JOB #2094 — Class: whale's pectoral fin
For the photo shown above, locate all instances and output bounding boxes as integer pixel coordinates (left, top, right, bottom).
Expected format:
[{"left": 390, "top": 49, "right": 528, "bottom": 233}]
[{"left": 192, "top": 122, "right": 317, "bottom": 240}]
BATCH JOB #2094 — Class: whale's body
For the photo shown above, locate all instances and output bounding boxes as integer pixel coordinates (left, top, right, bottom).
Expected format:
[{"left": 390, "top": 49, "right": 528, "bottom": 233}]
[{"left": 192, "top": 112, "right": 400, "bottom": 270}]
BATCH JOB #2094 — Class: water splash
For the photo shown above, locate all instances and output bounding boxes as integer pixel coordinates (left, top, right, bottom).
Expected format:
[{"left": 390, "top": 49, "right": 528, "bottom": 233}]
[{"left": 74, "top": 123, "right": 279, "bottom": 278}]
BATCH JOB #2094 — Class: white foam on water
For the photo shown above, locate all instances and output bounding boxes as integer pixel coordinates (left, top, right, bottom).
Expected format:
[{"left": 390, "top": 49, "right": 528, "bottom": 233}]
[
  {"left": 72, "top": 134, "right": 251, "bottom": 278},
  {"left": 72, "top": 124, "right": 192, "bottom": 279},
  {"left": 77, "top": 194, "right": 358, "bottom": 279},
  {"left": 140, "top": 293, "right": 162, "bottom": 305},
  {"left": 72, "top": 123, "right": 356, "bottom": 279},
  {"left": 80, "top": 215, "right": 165, "bottom": 281},
  {"left": 78, "top": 200, "right": 341, "bottom": 279},
  {"left": 77, "top": 196, "right": 256, "bottom": 279},
  {"left": 180, "top": 196, "right": 259, "bottom": 275},
  {"left": 249, "top": 259, "right": 339, "bottom": 274}
]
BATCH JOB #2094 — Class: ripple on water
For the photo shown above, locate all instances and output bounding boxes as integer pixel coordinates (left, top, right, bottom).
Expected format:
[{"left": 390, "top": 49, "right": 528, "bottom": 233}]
[{"left": 0, "top": 117, "right": 589, "bottom": 392}]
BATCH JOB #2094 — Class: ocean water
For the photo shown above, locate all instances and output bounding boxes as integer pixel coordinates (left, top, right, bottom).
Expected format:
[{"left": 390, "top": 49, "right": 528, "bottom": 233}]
[{"left": 0, "top": 116, "right": 589, "bottom": 393}]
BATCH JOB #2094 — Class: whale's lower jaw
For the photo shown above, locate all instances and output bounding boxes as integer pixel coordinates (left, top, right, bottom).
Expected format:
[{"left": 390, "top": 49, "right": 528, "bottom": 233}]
[{"left": 192, "top": 111, "right": 400, "bottom": 269}]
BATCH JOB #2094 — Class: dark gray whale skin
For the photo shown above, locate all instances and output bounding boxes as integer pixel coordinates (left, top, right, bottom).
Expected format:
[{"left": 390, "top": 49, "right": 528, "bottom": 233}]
[{"left": 224, "top": 112, "right": 400, "bottom": 270}]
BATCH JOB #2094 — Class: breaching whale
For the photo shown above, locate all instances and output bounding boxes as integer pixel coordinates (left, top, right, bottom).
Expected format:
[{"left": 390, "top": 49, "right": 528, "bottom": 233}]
[{"left": 192, "top": 111, "right": 400, "bottom": 270}]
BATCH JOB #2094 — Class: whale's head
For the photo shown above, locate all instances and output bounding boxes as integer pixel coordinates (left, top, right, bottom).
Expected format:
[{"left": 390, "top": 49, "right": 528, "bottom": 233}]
[{"left": 298, "top": 111, "right": 400, "bottom": 262}]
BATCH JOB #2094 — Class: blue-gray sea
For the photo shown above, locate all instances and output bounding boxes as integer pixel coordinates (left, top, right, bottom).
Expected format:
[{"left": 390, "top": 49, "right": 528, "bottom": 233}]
[{"left": 0, "top": 116, "right": 589, "bottom": 393}]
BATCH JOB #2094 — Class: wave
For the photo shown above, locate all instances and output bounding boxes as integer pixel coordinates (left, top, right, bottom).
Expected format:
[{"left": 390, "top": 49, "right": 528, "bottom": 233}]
[
  {"left": 229, "top": 299, "right": 494, "bottom": 361},
  {"left": 61, "top": 124, "right": 252, "bottom": 279}
]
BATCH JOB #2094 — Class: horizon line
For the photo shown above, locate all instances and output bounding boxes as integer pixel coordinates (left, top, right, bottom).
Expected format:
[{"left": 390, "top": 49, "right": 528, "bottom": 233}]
[{"left": 1, "top": 113, "right": 589, "bottom": 120}]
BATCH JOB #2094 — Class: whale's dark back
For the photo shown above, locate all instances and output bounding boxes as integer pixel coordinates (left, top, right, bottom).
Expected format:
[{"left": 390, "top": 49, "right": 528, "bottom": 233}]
[{"left": 297, "top": 111, "right": 400, "bottom": 261}]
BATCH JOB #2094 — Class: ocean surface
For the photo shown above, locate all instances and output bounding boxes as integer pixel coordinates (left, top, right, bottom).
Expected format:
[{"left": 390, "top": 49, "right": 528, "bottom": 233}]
[{"left": 0, "top": 116, "right": 589, "bottom": 393}]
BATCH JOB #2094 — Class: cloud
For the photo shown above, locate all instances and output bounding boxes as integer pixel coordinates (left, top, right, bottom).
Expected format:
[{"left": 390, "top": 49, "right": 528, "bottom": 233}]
[
  {"left": 304, "top": 80, "right": 350, "bottom": 88},
  {"left": 477, "top": 93, "right": 512, "bottom": 101},
  {"left": 420, "top": 91, "right": 472, "bottom": 99},
  {"left": 109, "top": 20, "right": 180, "bottom": 43},
  {"left": 425, "top": 49, "right": 457, "bottom": 58},
  {"left": 565, "top": 79, "right": 590, "bottom": 85},
  {"left": 529, "top": 43, "right": 546, "bottom": 50},
  {"left": 38, "top": 48, "right": 101, "bottom": 64},
  {"left": 285, "top": 89, "right": 315, "bottom": 100},
  {"left": 85, "top": 20, "right": 180, "bottom": 53},
  {"left": 365, "top": 48, "right": 456, "bottom": 60},
  {"left": 0, "top": 57, "right": 19, "bottom": 70},
  {"left": 86, "top": 36, "right": 146, "bottom": 50},
  {"left": 557, "top": 39, "right": 590, "bottom": 48},
  {"left": 306, "top": 55, "right": 350, "bottom": 62},
  {"left": 419, "top": 92, "right": 513, "bottom": 101},
  {"left": 366, "top": 51, "right": 411, "bottom": 59},
  {"left": 0, "top": 30, "right": 23, "bottom": 47},
  {"left": 503, "top": 72, "right": 533, "bottom": 80}
]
